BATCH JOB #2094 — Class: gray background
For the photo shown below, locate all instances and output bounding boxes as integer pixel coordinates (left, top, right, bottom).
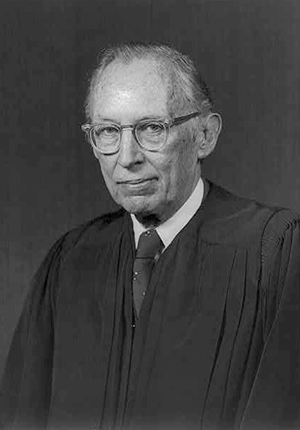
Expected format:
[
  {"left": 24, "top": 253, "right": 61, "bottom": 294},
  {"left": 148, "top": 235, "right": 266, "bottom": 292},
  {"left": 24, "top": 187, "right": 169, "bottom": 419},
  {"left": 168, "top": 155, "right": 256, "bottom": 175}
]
[{"left": 1, "top": 0, "right": 299, "bottom": 376}]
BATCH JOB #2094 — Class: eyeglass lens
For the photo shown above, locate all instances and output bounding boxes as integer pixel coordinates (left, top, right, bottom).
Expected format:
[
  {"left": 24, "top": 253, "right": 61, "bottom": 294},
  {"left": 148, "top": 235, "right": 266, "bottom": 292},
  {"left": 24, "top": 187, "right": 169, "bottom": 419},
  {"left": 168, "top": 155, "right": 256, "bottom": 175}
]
[{"left": 91, "top": 121, "right": 167, "bottom": 153}]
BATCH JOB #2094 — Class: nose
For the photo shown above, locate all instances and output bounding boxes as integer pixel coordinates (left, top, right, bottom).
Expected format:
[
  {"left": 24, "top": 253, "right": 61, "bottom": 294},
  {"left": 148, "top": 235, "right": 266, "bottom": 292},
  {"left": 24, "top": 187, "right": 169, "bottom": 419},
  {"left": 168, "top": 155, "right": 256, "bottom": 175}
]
[{"left": 117, "top": 128, "right": 144, "bottom": 168}]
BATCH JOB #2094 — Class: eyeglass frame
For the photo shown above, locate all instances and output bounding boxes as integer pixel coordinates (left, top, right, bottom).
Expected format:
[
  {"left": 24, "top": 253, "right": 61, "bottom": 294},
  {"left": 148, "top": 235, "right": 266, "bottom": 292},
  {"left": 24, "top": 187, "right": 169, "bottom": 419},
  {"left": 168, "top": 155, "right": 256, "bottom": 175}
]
[{"left": 81, "top": 111, "right": 201, "bottom": 155}]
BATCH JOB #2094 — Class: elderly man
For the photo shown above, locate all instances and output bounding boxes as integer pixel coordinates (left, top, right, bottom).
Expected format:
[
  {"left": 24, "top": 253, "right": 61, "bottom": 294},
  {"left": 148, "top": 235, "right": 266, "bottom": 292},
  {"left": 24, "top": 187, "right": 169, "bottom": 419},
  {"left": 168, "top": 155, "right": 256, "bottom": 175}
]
[{"left": 1, "top": 43, "right": 300, "bottom": 430}]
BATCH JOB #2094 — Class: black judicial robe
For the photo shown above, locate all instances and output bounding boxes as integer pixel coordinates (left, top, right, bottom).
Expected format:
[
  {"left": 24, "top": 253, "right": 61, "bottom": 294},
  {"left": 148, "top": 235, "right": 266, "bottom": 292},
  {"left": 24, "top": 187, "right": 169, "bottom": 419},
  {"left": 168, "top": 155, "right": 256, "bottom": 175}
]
[{"left": 1, "top": 182, "right": 300, "bottom": 430}]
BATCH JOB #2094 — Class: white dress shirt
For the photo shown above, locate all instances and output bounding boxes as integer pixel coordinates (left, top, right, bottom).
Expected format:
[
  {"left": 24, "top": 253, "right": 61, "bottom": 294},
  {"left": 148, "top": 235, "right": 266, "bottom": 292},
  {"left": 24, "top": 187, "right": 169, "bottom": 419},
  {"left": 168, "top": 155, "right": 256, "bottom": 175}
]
[{"left": 131, "top": 178, "right": 204, "bottom": 250}]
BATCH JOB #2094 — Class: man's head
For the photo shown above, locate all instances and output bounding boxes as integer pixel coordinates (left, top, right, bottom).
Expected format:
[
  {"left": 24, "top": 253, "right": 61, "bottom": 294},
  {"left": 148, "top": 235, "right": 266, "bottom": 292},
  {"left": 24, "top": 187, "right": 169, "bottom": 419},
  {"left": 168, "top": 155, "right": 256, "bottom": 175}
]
[{"left": 83, "top": 43, "right": 221, "bottom": 226}]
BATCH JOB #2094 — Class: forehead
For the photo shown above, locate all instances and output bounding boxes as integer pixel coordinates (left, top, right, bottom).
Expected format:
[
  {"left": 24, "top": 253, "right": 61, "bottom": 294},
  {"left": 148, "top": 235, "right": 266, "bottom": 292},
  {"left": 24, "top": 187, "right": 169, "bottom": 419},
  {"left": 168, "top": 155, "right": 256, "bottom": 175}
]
[{"left": 91, "top": 58, "right": 170, "bottom": 121}]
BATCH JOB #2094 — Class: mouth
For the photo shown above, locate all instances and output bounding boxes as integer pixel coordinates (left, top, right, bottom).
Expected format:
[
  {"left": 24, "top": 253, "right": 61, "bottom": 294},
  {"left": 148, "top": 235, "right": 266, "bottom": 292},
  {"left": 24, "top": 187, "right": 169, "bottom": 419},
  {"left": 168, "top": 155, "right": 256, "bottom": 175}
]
[
  {"left": 117, "top": 178, "right": 157, "bottom": 194},
  {"left": 118, "top": 178, "right": 155, "bottom": 185}
]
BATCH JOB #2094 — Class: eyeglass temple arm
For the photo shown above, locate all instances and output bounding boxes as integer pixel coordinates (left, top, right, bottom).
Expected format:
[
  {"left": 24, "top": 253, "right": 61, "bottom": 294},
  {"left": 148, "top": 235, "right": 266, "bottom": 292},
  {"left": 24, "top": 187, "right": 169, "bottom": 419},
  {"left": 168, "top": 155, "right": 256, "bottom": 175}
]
[{"left": 171, "top": 111, "right": 201, "bottom": 126}]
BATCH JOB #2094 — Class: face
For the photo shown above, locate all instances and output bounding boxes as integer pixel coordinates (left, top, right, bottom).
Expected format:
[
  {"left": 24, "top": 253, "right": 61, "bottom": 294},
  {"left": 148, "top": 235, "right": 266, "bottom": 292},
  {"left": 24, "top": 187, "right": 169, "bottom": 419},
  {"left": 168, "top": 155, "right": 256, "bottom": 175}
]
[{"left": 90, "top": 58, "right": 202, "bottom": 224}]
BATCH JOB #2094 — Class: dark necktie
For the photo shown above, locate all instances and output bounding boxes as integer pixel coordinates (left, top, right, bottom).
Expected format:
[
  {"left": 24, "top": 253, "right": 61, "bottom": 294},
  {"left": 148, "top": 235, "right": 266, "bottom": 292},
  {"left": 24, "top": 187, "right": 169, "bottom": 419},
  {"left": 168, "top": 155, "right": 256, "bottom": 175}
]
[{"left": 133, "top": 229, "right": 164, "bottom": 317}]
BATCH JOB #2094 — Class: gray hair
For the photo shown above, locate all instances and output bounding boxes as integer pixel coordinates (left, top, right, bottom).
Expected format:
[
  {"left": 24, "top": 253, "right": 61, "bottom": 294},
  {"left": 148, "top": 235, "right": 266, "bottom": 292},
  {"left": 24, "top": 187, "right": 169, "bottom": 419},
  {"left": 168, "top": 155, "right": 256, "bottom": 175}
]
[{"left": 85, "top": 43, "right": 213, "bottom": 123}]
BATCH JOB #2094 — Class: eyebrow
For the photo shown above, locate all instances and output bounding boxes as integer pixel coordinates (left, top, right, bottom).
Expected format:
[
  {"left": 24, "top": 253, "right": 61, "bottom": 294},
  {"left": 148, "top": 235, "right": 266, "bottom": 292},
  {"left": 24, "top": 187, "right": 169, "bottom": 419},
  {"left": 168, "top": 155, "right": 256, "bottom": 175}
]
[{"left": 93, "top": 115, "right": 168, "bottom": 123}]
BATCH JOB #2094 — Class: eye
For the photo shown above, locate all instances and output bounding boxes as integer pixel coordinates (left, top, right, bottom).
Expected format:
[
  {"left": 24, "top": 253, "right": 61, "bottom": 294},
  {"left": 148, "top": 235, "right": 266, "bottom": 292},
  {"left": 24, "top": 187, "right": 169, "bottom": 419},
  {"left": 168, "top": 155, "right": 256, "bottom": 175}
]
[
  {"left": 139, "top": 122, "right": 165, "bottom": 135},
  {"left": 100, "top": 125, "right": 119, "bottom": 136},
  {"left": 93, "top": 124, "right": 119, "bottom": 140}
]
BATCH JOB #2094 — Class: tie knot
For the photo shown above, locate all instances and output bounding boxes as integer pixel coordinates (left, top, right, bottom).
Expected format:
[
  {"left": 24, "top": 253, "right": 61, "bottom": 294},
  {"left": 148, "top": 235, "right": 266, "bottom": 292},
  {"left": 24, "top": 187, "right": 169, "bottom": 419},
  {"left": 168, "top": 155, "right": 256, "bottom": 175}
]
[{"left": 136, "top": 229, "right": 163, "bottom": 259}]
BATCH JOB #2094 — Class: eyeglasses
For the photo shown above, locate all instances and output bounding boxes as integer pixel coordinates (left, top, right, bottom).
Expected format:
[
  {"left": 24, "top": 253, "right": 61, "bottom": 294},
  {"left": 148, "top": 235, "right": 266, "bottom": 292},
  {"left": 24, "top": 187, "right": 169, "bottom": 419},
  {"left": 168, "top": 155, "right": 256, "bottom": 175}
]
[{"left": 81, "top": 111, "right": 200, "bottom": 155}]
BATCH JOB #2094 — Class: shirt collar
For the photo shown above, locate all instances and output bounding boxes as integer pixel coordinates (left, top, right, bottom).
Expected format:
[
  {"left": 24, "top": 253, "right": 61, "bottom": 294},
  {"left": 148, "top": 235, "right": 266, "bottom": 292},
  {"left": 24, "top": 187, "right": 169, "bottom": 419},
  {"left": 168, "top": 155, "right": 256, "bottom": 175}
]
[{"left": 130, "top": 177, "right": 204, "bottom": 249}]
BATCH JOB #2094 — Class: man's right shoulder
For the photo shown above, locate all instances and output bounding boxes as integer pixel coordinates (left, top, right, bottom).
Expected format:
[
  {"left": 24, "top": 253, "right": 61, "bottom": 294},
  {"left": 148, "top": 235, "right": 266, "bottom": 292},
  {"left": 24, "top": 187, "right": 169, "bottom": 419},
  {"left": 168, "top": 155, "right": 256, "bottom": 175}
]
[{"left": 50, "top": 208, "right": 128, "bottom": 260}]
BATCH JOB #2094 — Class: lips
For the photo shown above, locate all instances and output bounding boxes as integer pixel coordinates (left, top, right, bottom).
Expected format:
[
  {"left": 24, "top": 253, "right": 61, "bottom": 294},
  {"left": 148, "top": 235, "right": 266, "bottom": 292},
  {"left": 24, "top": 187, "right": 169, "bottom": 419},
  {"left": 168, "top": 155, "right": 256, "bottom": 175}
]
[
  {"left": 117, "top": 178, "right": 157, "bottom": 194},
  {"left": 117, "top": 178, "right": 154, "bottom": 185}
]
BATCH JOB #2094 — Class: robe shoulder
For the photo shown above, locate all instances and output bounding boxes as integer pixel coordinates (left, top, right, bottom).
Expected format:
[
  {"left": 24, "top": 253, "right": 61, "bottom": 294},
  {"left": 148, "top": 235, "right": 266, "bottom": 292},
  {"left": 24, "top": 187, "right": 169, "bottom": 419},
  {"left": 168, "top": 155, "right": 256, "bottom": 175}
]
[
  {"left": 25, "top": 209, "right": 129, "bottom": 301},
  {"left": 57, "top": 208, "right": 128, "bottom": 253},
  {"left": 200, "top": 183, "right": 300, "bottom": 250}
]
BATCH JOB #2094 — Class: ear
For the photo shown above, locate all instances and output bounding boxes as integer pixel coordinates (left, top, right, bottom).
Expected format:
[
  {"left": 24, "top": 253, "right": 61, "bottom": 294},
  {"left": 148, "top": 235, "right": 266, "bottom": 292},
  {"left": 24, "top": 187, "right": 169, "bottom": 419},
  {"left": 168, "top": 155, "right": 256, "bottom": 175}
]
[{"left": 197, "top": 113, "right": 222, "bottom": 159}]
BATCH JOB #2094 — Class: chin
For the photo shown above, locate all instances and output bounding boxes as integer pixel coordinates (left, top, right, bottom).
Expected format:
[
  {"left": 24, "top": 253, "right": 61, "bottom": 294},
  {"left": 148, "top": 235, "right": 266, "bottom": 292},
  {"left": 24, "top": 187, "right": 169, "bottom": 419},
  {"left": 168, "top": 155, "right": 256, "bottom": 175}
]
[{"left": 120, "top": 197, "right": 159, "bottom": 217}]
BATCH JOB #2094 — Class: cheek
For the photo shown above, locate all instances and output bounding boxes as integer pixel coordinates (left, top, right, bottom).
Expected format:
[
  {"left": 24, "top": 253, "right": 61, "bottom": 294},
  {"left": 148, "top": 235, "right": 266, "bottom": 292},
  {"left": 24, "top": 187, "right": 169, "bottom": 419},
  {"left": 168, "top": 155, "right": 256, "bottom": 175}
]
[
  {"left": 98, "top": 155, "right": 116, "bottom": 178},
  {"left": 154, "top": 156, "right": 182, "bottom": 201},
  {"left": 98, "top": 159, "right": 118, "bottom": 192},
  {"left": 166, "top": 147, "right": 198, "bottom": 193},
  {"left": 166, "top": 145, "right": 191, "bottom": 180}
]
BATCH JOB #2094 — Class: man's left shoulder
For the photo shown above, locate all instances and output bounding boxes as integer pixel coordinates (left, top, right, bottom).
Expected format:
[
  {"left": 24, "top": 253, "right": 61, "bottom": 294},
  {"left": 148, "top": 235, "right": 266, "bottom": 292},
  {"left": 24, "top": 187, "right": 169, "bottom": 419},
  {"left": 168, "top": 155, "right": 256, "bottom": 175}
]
[{"left": 201, "top": 182, "right": 300, "bottom": 247}]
